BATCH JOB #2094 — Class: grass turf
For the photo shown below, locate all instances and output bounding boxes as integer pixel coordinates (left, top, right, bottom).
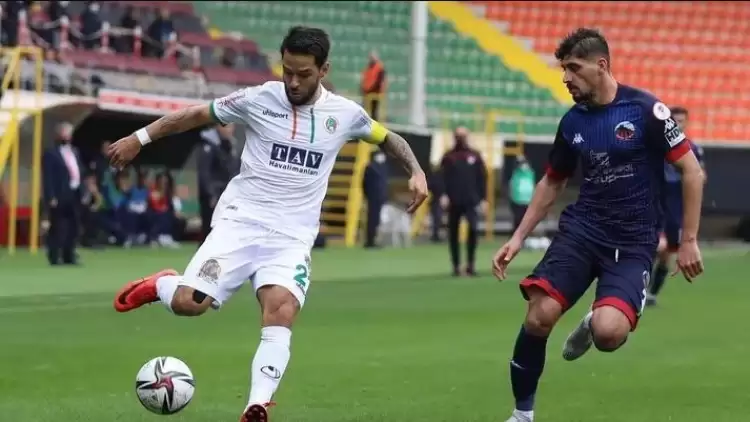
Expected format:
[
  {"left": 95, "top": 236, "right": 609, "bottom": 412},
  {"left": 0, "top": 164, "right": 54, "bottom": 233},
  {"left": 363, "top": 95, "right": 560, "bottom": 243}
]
[{"left": 0, "top": 243, "right": 748, "bottom": 421}]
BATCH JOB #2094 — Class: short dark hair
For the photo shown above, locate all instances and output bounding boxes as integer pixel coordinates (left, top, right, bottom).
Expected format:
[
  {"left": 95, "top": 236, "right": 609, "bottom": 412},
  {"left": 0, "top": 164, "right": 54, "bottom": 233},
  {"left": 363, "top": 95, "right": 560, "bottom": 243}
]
[
  {"left": 555, "top": 28, "right": 610, "bottom": 63},
  {"left": 671, "top": 106, "right": 689, "bottom": 117},
  {"left": 280, "top": 26, "right": 330, "bottom": 68}
]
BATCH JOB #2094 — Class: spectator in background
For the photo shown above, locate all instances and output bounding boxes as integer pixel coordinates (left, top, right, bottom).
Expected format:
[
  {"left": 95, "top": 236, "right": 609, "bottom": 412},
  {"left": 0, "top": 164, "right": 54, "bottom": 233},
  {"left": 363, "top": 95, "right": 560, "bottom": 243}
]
[
  {"left": 439, "top": 127, "right": 487, "bottom": 277},
  {"left": 220, "top": 48, "right": 237, "bottom": 68},
  {"left": 117, "top": 6, "right": 139, "bottom": 54},
  {"left": 45, "top": 0, "right": 70, "bottom": 49},
  {"left": 89, "top": 140, "right": 112, "bottom": 184},
  {"left": 42, "top": 122, "right": 83, "bottom": 265},
  {"left": 2, "top": 1, "right": 28, "bottom": 47},
  {"left": 146, "top": 8, "right": 174, "bottom": 58},
  {"left": 198, "top": 123, "right": 240, "bottom": 242},
  {"left": 80, "top": 172, "right": 124, "bottom": 247},
  {"left": 79, "top": 1, "right": 103, "bottom": 50},
  {"left": 362, "top": 147, "right": 389, "bottom": 248},
  {"left": 508, "top": 155, "right": 535, "bottom": 233},
  {"left": 115, "top": 169, "right": 150, "bottom": 247},
  {"left": 360, "top": 50, "right": 387, "bottom": 120},
  {"left": 148, "top": 171, "right": 180, "bottom": 248}
]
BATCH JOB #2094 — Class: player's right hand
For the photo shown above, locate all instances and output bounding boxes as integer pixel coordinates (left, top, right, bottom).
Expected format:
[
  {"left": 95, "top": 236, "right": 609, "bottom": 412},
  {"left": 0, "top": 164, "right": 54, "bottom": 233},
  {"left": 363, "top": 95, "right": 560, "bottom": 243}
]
[
  {"left": 492, "top": 236, "right": 523, "bottom": 281},
  {"left": 406, "top": 171, "right": 429, "bottom": 214},
  {"left": 672, "top": 238, "right": 704, "bottom": 282},
  {"left": 107, "top": 135, "right": 142, "bottom": 169}
]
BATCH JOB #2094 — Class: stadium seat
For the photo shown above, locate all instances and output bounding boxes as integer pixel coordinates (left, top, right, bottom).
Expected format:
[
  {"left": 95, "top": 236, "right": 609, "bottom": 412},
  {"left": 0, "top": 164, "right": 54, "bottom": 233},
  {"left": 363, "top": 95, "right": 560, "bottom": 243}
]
[
  {"left": 194, "top": 1, "right": 563, "bottom": 135},
  {"left": 470, "top": 0, "right": 750, "bottom": 142}
]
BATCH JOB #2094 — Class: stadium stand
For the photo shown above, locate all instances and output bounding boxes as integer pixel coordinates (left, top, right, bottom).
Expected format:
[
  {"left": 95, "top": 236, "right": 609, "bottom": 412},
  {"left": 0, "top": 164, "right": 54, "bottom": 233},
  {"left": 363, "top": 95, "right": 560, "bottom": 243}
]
[
  {"left": 15, "top": 1, "right": 276, "bottom": 99},
  {"left": 195, "top": 1, "right": 568, "bottom": 135},
  {"left": 467, "top": 0, "right": 750, "bottom": 142}
]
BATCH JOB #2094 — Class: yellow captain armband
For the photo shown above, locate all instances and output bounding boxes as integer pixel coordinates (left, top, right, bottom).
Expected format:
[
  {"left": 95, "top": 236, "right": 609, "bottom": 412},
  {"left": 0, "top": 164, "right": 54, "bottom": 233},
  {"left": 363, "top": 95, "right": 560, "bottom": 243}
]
[{"left": 363, "top": 120, "right": 388, "bottom": 144}]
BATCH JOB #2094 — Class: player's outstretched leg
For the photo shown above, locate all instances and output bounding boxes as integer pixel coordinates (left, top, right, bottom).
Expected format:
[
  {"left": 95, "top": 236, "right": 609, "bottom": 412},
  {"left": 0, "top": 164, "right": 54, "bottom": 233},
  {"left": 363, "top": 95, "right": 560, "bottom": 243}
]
[
  {"left": 506, "top": 287, "right": 564, "bottom": 422},
  {"left": 113, "top": 269, "right": 178, "bottom": 312},
  {"left": 241, "top": 285, "right": 299, "bottom": 422},
  {"left": 114, "top": 270, "right": 218, "bottom": 316}
]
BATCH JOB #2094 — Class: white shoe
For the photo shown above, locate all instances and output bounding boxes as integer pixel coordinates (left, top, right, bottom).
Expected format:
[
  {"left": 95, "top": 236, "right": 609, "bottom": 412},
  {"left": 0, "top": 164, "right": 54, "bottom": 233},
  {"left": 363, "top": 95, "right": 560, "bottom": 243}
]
[
  {"left": 562, "top": 311, "right": 593, "bottom": 361},
  {"left": 505, "top": 409, "right": 534, "bottom": 422}
]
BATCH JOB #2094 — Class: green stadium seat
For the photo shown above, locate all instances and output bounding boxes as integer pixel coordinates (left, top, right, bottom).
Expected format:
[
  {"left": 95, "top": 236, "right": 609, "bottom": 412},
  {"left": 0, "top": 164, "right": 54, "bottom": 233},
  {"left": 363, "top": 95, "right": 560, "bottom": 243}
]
[{"left": 193, "top": 1, "right": 566, "bottom": 133}]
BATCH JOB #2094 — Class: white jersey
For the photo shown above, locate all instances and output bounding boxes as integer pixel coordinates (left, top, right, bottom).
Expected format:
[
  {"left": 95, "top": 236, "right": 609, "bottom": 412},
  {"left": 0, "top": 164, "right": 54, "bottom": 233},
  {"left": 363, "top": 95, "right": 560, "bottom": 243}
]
[{"left": 209, "top": 81, "right": 385, "bottom": 246}]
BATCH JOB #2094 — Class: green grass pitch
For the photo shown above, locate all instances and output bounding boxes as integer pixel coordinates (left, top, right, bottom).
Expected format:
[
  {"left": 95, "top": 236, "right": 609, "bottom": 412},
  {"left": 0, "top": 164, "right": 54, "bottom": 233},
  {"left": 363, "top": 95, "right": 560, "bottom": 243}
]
[{"left": 1, "top": 243, "right": 748, "bottom": 421}]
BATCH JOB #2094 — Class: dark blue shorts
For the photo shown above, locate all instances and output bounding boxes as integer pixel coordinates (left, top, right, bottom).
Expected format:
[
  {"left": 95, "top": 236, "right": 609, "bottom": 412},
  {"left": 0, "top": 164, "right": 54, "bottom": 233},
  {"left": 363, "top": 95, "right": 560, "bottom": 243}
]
[{"left": 520, "top": 232, "right": 654, "bottom": 331}]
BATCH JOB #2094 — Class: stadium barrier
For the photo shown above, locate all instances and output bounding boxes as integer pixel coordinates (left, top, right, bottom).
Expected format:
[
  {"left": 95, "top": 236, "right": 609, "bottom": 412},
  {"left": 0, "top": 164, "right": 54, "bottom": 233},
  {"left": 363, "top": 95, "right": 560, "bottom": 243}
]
[{"left": 4, "top": 83, "right": 749, "bottom": 251}]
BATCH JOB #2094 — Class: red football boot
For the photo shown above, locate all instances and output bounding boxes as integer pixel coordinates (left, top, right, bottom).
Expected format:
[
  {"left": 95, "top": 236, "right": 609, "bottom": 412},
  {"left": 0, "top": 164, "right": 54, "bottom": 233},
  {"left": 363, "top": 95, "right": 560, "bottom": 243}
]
[
  {"left": 113, "top": 269, "right": 178, "bottom": 313},
  {"left": 240, "top": 402, "right": 276, "bottom": 422}
]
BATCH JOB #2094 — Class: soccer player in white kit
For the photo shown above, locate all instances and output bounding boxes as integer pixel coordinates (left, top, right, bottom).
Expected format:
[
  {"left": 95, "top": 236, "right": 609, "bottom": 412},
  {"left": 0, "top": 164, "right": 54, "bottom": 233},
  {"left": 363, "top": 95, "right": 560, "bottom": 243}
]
[{"left": 109, "top": 26, "right": 429, "bottom": 422}]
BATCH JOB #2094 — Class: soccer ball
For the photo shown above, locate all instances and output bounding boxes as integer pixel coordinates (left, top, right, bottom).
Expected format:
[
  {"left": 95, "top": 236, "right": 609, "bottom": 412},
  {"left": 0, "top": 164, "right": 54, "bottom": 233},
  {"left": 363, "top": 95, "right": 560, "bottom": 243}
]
[{"left": 135, "top": 356, "right": 195, "bottom": 415}]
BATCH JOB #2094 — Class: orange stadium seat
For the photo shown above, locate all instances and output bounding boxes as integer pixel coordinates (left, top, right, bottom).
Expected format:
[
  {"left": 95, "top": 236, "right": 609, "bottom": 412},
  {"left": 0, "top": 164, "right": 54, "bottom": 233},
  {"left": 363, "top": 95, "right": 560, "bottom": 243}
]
[{"left": 471, "top": 0, "right": 750, "bottom": 142}]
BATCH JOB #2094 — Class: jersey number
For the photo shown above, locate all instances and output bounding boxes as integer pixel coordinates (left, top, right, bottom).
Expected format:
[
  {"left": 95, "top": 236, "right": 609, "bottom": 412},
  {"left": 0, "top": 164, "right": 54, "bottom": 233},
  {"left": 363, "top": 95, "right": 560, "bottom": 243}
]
[{"left": 293, "top": 264, "right": 309, "bottom": 289}]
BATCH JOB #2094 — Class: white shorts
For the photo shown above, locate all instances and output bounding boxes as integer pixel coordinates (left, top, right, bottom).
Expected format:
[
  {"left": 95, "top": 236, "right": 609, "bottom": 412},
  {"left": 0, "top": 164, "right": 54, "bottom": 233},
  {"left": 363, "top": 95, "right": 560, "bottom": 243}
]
[{"left": 180, "top": 219, "right": 312, "bottom": 308}]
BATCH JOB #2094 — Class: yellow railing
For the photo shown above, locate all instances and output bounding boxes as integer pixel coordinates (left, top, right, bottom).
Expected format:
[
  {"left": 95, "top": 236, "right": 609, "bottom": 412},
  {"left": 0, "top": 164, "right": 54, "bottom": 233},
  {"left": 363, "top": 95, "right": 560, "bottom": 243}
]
[
  {"left": 362, "top": 92, "right": 386, "bottom": 122},
  {"left": 341, "top": 93, "right": 388, "bottom": 247},
  {"left": 1, "top": 46, "right": 45, "bottom": 255}
]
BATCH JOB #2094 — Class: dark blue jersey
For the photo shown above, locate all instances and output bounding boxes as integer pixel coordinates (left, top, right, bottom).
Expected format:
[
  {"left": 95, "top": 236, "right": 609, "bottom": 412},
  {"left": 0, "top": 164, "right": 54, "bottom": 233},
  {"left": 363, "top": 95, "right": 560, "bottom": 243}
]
[
  {"left": 546, "top": 84, "right": 692, "bottom": 249},
  {"left": 664, "top": 140, "right": 704, "bottom": 184}
]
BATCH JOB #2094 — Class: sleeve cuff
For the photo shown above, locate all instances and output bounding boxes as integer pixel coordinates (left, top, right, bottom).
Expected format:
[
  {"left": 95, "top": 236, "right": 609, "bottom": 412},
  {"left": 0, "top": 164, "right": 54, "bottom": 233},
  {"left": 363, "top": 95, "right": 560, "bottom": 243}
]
[
  {"left": 545, "top": 164, "right": 569, "bottom": 181},
  {"left": 666, "top": 141, "right": 691, "bottom": 163}
]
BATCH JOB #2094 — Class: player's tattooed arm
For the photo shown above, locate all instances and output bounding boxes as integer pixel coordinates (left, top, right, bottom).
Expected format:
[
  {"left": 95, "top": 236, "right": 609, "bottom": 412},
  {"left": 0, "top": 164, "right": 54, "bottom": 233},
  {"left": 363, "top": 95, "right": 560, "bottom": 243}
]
[
  {"left": 143, "top": 104, "right": 215, "bottom": 141},
  {"left": 107, "top": 104, "right": 216, "bottom": 168},
  {"left": 381, "top": 131, "right": 423, "bottom": 175}
]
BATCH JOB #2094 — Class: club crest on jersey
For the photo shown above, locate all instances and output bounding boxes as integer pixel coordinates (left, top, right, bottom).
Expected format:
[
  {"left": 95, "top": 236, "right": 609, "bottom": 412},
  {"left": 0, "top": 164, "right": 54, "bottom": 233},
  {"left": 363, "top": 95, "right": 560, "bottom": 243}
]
[
  {"left": 324, "top": 116, "right": 338, "bottom": 134},
  {"left": 652, "top": 102, "right": 671, "bottom": 121},
  {"left": 269, "top": 143, "right": 323, "bottom": 176},
  {"left": 614, "top": 121, "right": 636, "bottom": 141},
  {"left": 198, "top": 259, "right": 221, "bottom": 285}
]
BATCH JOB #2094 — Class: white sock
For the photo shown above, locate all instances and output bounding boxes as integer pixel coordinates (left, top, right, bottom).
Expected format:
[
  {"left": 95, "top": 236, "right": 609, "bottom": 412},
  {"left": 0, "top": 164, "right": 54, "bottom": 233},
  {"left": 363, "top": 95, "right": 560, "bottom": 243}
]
[
  {"left": 513, "top": 409, "right": 534, "bottom": 421},
  {"left": 156, "top": 275, "right": 180, "bottom": 313},
  {"left": 583, "top": 310, "right": 594, "bottom": 330},
  {"left": 248, "top": 326, "right": 292, "bottom": 406}
]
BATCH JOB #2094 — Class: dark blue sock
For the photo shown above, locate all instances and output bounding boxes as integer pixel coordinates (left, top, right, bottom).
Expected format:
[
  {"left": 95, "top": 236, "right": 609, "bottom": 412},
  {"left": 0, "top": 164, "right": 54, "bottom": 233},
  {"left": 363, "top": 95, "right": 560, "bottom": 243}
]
[
  {"left": 649, "top": 264, "right": 669, "bottom": 296},
  {"left": 510, "top": 325, "right": 548, "bottom": 412}
]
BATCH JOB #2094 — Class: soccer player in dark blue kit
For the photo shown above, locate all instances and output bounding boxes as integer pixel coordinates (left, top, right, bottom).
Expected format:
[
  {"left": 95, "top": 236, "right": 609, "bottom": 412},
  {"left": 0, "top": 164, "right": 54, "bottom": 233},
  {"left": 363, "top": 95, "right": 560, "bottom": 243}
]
[
  {"left": 491, "top": 29, "right": 706, "bottom": 422},
  {"left": 646, "top": 106, "right": 706, "bottom": 307}
]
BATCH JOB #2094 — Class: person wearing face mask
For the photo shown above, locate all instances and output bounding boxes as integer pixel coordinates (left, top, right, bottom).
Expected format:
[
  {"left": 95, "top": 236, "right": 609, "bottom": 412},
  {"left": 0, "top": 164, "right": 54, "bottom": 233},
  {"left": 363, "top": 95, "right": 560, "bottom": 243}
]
[
  {"left": 509, "top": 155, "right": 535, "bottom": 233},
  {"left": 42, "top": 122, "right": 84, "bottom": 265},
  {"left": 362, "top": 147, "right": 389, "bottom": 248},
  {"left": 439, "top": 127, "right": 488, "bottom": 276}
]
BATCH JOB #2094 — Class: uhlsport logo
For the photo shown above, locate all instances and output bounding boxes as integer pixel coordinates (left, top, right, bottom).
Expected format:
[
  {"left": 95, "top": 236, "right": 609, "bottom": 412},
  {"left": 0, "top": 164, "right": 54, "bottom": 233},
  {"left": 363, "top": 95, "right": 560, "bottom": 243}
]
[
  {"left": 263, "top": 109, "right": 289, "bottom": 119},
  {"left": 270, "top": 143, "right": 323, "bottom": 175}
]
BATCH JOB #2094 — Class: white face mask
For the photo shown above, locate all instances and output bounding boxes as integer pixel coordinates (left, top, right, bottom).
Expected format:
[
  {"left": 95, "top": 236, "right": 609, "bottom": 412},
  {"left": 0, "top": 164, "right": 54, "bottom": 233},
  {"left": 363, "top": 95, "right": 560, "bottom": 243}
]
[
  {"left": 89, "top": 3, "right": 100, "bottom": 12},
  {"left": 374, "top": 153, "right": 386, "bottom": 164}
]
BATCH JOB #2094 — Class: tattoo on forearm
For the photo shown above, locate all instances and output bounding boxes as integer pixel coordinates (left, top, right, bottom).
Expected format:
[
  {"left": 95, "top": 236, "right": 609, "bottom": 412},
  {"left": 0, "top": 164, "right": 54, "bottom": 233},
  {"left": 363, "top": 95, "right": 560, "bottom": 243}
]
[
  {"left": 382, "top": 132, "right": 422, "bottom": 174},
  {"left": 147, "top": 106, "right": 202, "bottom": 140}
]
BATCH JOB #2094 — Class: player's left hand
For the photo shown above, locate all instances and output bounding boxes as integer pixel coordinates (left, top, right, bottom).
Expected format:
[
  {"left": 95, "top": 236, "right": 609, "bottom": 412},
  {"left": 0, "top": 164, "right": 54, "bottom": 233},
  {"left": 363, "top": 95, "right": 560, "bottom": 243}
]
[
  {"left": 406, "top": 171, "right": 429, "bottom": 214},
  {"left": 672, "top": 238, "right": 703, "bottom": 282},
  {"left": 107, "top": 135, "right": 141, "bottom": 169}
]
